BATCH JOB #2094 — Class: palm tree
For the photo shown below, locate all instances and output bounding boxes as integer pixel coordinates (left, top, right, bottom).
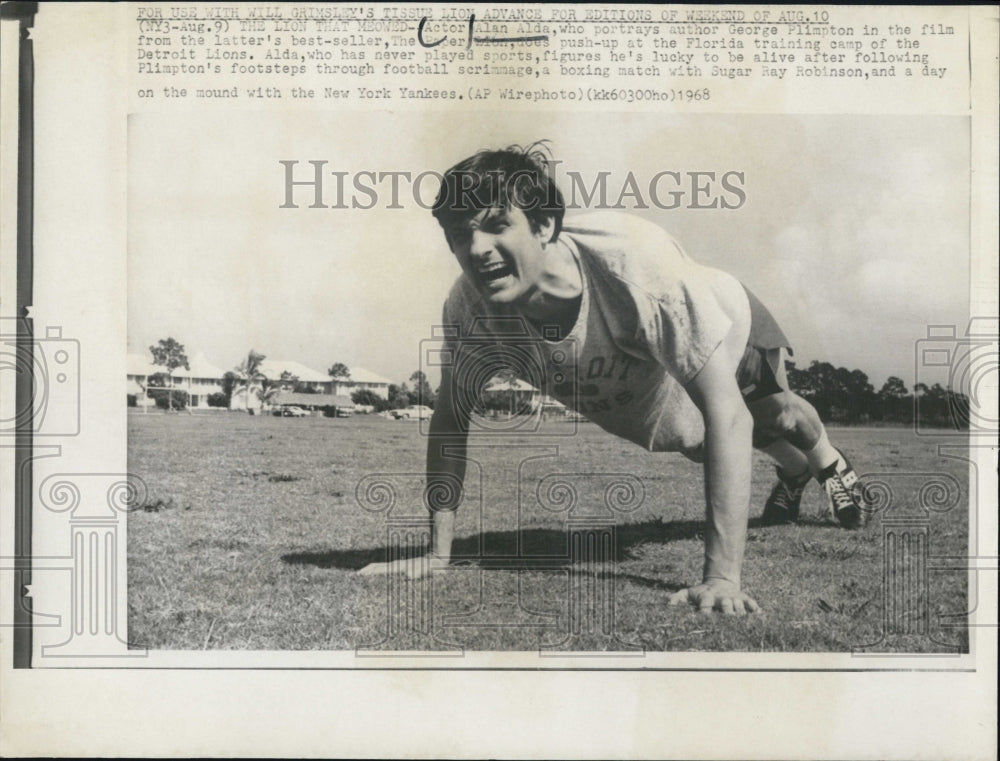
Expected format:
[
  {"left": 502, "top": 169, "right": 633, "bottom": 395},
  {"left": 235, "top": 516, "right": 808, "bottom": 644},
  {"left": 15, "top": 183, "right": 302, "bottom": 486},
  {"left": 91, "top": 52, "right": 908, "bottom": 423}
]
[
  {"left": 258, "top": 371, "right": 296, "bottom": 413},
  {"left": 229, "top": 350, "right": 267, "bottom": 414}
]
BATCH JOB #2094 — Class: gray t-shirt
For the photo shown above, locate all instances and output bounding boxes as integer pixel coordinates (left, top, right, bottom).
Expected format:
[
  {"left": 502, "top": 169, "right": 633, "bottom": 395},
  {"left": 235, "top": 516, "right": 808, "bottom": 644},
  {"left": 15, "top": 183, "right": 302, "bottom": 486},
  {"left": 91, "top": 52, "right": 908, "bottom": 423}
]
[{"left": 442, "top": 212, "right": 751, "bottom": 452}]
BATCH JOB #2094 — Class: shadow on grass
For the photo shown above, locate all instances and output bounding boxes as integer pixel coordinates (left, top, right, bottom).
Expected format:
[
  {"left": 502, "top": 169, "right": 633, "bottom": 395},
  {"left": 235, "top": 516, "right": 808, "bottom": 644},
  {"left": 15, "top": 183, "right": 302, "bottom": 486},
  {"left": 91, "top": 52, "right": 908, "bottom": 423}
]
[{"left": 281, "top": 516, "right": 784, "bottom": 572}]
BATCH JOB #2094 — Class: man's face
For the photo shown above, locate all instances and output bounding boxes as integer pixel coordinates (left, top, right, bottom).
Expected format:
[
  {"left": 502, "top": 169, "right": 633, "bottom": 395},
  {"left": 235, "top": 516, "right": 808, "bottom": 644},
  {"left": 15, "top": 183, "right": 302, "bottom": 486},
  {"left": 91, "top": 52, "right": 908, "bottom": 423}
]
[{"left": 446, "top": 206, "right": 554, "bottom": 305}]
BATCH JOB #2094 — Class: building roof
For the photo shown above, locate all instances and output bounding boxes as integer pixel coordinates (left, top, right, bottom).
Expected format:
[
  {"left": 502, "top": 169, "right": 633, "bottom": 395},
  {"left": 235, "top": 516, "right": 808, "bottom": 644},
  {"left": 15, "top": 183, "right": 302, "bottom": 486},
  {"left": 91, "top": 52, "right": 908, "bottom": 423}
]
[
  {"left": 258, "top": 359, "right": 330, "bottom": 384},
  {"left": 342, "top": 366, "right": 392, "bottom": 386},
  {"left": 484, "top": 376, "right": 538, "bottom": 392},
  {"left": 186, "top": 352, "right": 227, "bottom": 379},
  {"left": 127, "top": 352, "right": 226, "bottom": 380},
  {"left": 127, "top": 354, "right": 155, "bottom": 376}
]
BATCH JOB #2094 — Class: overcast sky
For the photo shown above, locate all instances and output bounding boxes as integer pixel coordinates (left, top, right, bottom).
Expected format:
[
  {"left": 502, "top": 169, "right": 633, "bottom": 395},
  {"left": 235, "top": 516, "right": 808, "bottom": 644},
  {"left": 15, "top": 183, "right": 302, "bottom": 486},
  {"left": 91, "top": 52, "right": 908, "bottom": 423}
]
[{"left": 128, "top": 112, "right": 969, "bottom": 390}]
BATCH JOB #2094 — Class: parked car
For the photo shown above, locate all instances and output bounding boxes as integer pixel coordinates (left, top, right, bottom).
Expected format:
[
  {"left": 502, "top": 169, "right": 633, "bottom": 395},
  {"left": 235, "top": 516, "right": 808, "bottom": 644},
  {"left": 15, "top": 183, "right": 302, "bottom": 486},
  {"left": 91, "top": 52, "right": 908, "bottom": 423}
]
[
  {"left": 392, "top": 405, "right": 433, "bottom": 420},
  {"left": 281, "top": 405, "right": 309, "bottom": 417}
]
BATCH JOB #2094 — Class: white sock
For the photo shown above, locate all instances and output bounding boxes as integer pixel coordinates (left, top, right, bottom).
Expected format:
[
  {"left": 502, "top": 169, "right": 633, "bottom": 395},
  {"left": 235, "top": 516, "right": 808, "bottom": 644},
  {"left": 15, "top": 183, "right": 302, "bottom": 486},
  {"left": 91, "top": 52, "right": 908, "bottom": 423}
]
[
  {"left": 761, "top": 439, "right": 810, "bottom": 480},
  {"left": 805, "top": 430, "right": 842, "bottom": 475}
]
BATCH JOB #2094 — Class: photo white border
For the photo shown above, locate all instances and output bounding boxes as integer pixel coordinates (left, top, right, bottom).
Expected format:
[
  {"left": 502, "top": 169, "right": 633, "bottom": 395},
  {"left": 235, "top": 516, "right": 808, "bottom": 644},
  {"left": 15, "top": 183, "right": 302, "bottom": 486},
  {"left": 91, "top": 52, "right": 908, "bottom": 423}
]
[{"left": 1, "top": 4, "right": 996, "bottom": 758}]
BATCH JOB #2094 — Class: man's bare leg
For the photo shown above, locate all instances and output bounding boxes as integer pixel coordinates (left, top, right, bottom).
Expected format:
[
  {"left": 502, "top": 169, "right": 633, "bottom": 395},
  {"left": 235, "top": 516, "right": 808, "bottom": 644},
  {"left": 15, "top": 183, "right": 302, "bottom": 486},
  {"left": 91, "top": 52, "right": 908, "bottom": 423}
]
[{"left": 745, "top": 353, "right": 867, "bottom": 528}]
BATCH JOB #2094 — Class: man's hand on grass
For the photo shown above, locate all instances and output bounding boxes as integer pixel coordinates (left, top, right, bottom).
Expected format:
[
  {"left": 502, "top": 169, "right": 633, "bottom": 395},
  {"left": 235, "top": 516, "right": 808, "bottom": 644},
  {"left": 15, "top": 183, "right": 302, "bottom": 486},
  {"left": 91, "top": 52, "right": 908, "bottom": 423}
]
[
  {"left": 357, "top": 554, "right": 449, "bottom": 580},
  {"left": 668, "top": 578, "right": 760, "bottom": 615}
]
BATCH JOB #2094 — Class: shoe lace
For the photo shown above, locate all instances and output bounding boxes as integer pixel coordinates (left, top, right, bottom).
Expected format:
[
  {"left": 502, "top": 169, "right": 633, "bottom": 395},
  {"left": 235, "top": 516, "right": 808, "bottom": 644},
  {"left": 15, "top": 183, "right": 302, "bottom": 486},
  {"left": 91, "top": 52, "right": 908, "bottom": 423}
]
[
  {"left": 825, "top": 475, "right": 855, "bottom": 512},
  {"left": 772, "top": 482, "right": 795, "bottom": 508},
  {"left": 772, "top": 475, "right": 807, "bottom": 509}
]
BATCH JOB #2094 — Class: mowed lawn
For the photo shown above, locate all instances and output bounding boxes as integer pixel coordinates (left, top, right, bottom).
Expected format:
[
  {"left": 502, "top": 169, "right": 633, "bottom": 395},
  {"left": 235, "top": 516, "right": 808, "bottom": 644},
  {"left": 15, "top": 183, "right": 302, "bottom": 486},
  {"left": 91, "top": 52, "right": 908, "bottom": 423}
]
[{"left": 127, "top": 411, "right": 970, "bottom": 653}]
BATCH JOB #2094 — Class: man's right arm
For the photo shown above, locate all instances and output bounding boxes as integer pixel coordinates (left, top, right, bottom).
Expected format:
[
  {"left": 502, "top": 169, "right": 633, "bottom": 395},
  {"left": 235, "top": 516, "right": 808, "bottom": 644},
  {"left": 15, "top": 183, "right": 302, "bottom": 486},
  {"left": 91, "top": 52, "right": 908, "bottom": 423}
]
[
  {"left": 424, "top": 364, "right": 470, "bottom": 566},
  {"left": 357, "top": 364, "right": 470, "bottom": 577}
]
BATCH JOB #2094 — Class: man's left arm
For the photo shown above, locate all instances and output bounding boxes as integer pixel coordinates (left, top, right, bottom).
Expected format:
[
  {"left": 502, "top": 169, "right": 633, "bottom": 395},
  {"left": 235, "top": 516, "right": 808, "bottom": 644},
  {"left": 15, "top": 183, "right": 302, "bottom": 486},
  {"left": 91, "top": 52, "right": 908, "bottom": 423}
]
[{"left": 671, "top": 340, "right": 760, "bottom": 614}]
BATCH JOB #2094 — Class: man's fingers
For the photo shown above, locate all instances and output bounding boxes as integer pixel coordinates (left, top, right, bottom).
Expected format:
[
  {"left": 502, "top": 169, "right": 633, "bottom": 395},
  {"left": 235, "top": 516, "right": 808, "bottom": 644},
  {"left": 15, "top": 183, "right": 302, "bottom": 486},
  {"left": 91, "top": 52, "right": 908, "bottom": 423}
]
[
  {"left": 357, "top": 562, "right": 386, "bottom": 576},
  {"left": 359, "top": 560, "right": 407, "bottom": 576},
  {"left": 360, "top": 556, "right": 445, "bottom": 578},
  {"left": 407, "top": 556, "right": 449, "bottom": 579},
  {"left": 668, "top": 589, "right": 691, "bottom": 606},
  {"left": 405, "top": 559, "right": 427, "bottom": 580},
  {"left": 669, "top": 584, "right": 762, "bottom": 614}
]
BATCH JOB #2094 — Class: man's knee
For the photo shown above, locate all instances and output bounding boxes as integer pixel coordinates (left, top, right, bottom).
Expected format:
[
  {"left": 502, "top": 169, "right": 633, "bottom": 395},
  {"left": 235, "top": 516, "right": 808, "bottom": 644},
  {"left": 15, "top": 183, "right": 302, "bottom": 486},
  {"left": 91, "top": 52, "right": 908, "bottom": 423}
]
[
  {"left": 773, "top": 396, "right": 801, "bottom": 435},
  {"left": 750, "top": 392, "right": 801, "bottom": 437}
]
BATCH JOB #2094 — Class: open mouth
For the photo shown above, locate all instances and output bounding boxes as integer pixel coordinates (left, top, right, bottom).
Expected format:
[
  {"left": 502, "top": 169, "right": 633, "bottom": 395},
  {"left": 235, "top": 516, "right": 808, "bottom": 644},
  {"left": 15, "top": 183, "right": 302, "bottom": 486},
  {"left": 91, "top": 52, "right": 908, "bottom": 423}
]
[{"left": 477, "top": 261, "right": 514, "bottom": 284}]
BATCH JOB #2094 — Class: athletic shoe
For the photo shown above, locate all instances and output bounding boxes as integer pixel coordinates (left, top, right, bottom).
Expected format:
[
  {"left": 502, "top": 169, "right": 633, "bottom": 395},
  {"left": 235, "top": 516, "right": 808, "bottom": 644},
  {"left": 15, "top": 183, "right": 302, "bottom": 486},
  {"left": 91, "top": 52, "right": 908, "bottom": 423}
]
[
  {"left": 761, "top": 467, "right": 812, "bottom": 525},
  {"left": 818, "top": 450, "right": 866, "bottom": 529}
]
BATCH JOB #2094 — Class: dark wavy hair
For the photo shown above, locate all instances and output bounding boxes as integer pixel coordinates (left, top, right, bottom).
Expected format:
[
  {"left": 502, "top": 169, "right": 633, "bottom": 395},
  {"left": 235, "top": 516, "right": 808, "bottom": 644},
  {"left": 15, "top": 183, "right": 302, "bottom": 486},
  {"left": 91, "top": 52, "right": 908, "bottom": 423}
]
[{"left": 432, "top": 142, "right": 565, "bottom": 243}]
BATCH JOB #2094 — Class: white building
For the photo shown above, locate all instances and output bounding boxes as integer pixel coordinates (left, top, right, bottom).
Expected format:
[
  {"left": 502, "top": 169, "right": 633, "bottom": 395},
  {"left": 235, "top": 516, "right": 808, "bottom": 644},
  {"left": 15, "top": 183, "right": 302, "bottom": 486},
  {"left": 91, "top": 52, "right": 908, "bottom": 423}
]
[
  {"left": 328, "top": 366, "right": 393, "bottom": 399},
  {"left": 127, "top": 352, "right": 227, "bottom": 409},
  {"left": 128, "top": 351, "right": 393, "bottom": 410},
  {"left": 483, "top": 376, "right": 540, "bottom": 414},
  {"left": 229, "top": 359, "right": 338, "bottom": 412},
  {"left": 258, "top": 359, "right": 334, "bottom": 393}
]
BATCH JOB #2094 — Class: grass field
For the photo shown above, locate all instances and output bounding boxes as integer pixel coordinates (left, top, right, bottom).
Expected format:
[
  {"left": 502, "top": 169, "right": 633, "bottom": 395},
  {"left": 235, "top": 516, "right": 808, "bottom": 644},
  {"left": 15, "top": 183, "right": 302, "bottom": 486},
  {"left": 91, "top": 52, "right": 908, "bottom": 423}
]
[{"left": 127, "top": 411, "right": 970, "bottom": 652}]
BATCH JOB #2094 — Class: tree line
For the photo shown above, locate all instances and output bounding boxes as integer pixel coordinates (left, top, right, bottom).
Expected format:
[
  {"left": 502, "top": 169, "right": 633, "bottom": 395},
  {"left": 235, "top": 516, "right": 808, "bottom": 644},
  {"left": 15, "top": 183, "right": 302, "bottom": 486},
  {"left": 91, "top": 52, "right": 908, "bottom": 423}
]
[
  {"left": 137, "top": 337, "right": 970, "bottom": 429},
  {"left": 359, "top": 360, "right": 971, "bottom": 430},
  {"left": 786, "top": 360, "right": 969, "bottom": 429}
]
